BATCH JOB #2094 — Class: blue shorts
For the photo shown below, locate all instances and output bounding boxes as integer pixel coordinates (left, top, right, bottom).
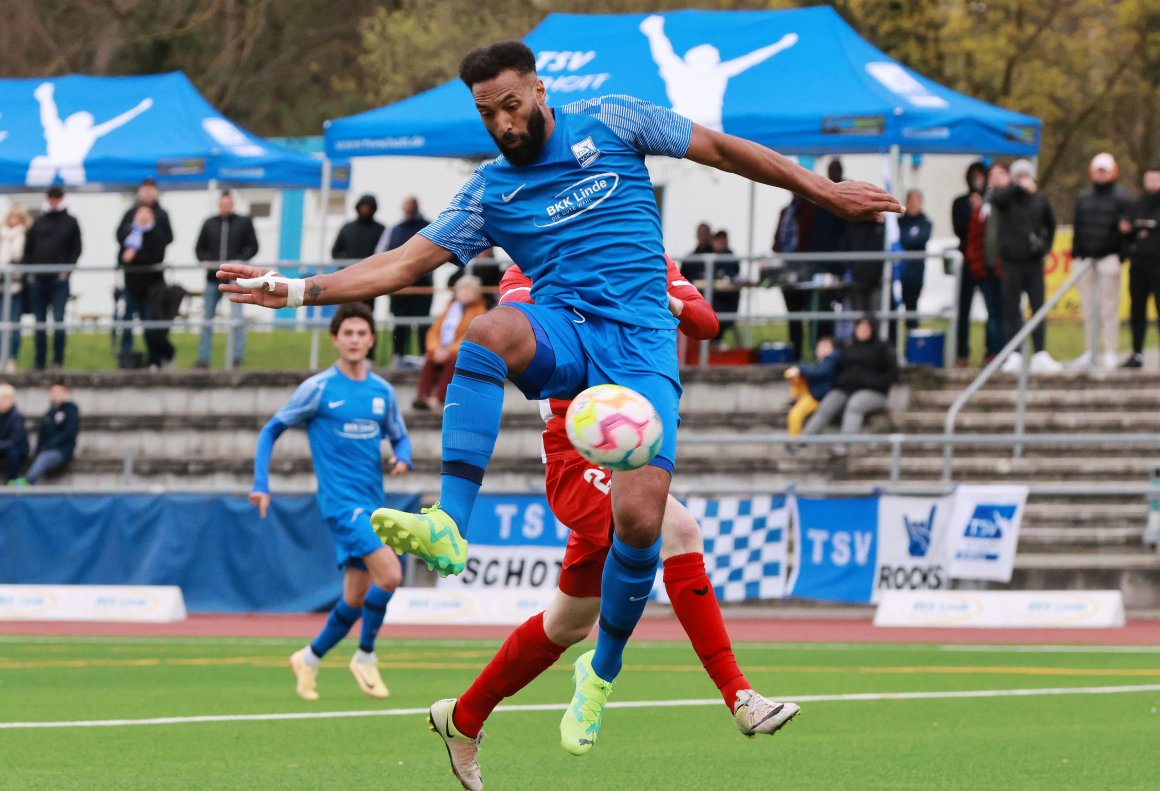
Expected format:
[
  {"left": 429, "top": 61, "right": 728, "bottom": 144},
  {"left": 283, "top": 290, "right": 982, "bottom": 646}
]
[
  {"left": 324, "top": 506, "right": 384, "bottom": 569},
  {"left": 507, "top": 302, "right": 682, "bottom": 473}
]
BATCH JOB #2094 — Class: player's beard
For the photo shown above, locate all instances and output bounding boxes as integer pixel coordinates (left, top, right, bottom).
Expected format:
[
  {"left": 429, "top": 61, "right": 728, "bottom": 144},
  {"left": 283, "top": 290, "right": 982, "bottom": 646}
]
[{"left": 493, "top": 105, "right": 548, "bottom": 167}]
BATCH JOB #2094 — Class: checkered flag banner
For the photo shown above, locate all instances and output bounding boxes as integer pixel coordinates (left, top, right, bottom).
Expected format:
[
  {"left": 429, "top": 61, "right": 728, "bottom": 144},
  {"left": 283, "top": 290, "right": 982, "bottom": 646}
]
[{"left": 655, "top": 495, "right": 789, "bottom": 603}]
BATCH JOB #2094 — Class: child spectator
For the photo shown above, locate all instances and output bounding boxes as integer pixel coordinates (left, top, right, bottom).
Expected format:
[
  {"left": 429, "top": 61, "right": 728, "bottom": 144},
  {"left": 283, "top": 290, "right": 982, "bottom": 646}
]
[
  {"left": 413, "top": 276, "right": 488, "bottom": 411},
  {"left": 784, "top": 337, "right": 839, "bottom": 436}
]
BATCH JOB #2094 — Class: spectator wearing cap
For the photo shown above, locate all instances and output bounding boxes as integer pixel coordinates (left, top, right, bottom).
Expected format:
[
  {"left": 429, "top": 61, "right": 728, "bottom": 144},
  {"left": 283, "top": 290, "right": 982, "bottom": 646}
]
[
  {"left": 194, "top": 191, "right": 259, "bottom": 368},
  {"left": 1070, "top": 152, "right": 1134, "bottom": 369},
  {"left": 22, "top": 187, "right": 81, "bottom": 370},
  {"left": 331, "top": 194, "right": 387, "bottom": 314},
  {"left": 383, "top": 196, "right": 433, "bottom": 362},
  {"left": 992, "top": 160, "right": 1063, "bottom": 374}
]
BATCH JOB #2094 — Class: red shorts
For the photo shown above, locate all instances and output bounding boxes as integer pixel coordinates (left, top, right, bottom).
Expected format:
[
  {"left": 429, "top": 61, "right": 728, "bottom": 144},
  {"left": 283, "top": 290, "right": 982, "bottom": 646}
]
[{"left": 545, "top": 454, "right": 614, "bottom": 598}]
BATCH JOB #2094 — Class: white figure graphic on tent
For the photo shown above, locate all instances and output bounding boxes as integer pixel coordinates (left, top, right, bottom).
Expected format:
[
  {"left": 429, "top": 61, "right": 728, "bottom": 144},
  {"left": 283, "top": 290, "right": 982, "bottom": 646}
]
[
  {"left": 26, "top": 82, "right": 153, "bottom": 186},
  {"left": 640, "top": 14, "right": 798, "bottom": 132}
]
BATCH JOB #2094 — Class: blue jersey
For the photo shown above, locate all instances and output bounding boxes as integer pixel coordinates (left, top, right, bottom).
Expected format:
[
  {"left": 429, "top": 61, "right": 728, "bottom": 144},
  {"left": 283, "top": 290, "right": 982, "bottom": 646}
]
[
  {"left": 253, "top": 366, "right": 411, "bottom": 521},
  {"left": 420, "top": 95, "right": 693, "bottom": 330}
]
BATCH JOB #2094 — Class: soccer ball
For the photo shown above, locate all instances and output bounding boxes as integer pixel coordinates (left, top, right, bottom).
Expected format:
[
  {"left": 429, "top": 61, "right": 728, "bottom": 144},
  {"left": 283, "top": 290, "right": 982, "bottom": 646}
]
[{"left": 564, "top": 384, "right": 663, "bottom": 471}]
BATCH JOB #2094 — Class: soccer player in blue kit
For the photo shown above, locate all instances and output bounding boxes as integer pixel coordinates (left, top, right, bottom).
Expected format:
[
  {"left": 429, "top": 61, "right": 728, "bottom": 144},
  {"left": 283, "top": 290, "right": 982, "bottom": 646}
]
[
  {"left": 251, "top": 302, "right": 412, "bottom": 702},
  {"left": 222, "top": 40, "right": 898, "bottom": 756}
]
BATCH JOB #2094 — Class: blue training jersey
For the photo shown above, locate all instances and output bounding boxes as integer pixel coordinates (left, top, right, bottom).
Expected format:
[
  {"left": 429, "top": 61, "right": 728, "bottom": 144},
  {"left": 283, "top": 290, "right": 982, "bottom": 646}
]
[
  {"left": 253, "top": 366, "right": 411, "bottom": 520},
  {"left": 419, "top": 94, "right": 693, "bottom": 330}
]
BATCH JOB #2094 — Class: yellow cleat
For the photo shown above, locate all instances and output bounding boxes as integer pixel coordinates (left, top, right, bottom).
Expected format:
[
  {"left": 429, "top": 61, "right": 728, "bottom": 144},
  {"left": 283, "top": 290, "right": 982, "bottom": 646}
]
[
  {"left": 349, "top": 654, "right": 390, "bottom": 699},
  {"left": 289, "top": 648, "right": 319, "bottom": 701},
  {"left": 372, "top": 503, "right": 468, "bottom": 578},
  {"left": 559, "top": 649, "right": 614, "bottom": 756}
]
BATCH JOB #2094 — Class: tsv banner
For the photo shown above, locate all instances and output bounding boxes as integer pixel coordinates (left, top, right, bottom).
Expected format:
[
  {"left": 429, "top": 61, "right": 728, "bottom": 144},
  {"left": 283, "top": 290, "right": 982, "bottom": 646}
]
[
  {"left": 788, "top": 496, "right": 879, "bottom": 604},
  {"left": 945, "top": 485, "right": 1027, "bottom": 582},
  {"left": 873, "top": 495, "right": 955, "bottom": 602}
]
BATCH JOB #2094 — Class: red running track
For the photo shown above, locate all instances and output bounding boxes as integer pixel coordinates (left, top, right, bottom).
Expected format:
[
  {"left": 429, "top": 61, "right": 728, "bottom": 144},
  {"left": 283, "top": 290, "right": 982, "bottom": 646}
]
[{"left": 2, "top": 613, "right": 1158, "bottom": 645}]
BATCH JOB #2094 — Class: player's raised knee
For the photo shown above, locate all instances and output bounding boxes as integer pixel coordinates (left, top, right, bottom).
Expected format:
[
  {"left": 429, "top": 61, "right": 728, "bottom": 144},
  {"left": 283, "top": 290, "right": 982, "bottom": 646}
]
[{"left": 462, "top": 308, "right": 535, "bottom": 366}]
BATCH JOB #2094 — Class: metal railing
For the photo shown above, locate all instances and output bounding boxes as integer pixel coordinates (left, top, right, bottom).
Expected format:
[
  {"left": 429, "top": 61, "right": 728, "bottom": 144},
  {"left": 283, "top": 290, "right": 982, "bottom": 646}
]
[
  {"left": 942, "top": 259, "right": 1094, "bottom": 481},
  {"left": 0, "top": 249, "right": 963, "bottom": 371}
]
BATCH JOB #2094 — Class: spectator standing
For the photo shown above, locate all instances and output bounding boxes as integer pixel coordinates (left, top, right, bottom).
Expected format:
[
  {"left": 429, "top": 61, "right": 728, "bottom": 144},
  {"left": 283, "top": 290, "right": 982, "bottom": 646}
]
[
  {"left": 681, "top": 230, "right": 741, "bottom": 344},
  {"left": 808, "top": 159, "right": 849, "bottom": 262},
  {"left": 1120, "top": 164, "right": 1160, "bottom": 368},
  {"left": 332, "top": 194, "right": 387, "bottom": 313},
  {"left": 2, "top": 204, "right": 31, "bottom": 373},
  {"left": 115, "top": 179, "right": 174, "bottom": 355},
  {"left": 116, "top": 204, "right": 174, "bottom": 370},
  {"left": 195, "top": 191, "right": 259, "bottom": 368},
  {"left": 385, "top": 196, "right": 432, "bottom": 362},
  {"left": 992, "top": 160, "right": 1063, "bottom": 374},
  {"left": 691, "top": 222, "right": 713, "bottom": 255},
  {"left": 841, "top": 218, "right": 886, "bottom": 313},
  {"left": 0, "top": 383, "right": 28, "bottom": 483},
  {"left": 952, "top": 162, "right": 1005, "bottom": 366},
  {"left": 22, "top": 187, "right": 81, "bottom": 370},
  {"left": 772, "top": 193, "right": 817, "bottom": 361},
  {"left": 13, "top": 377, "right": 79, "bottom": 485},
  {"left": 897, "top": 189, "right": 932, "bottom": 330},
  {"left": 784, "top": 336, "right": 838, "bottom": 436},
  {"left": 414, "top": 276, "right": 489, "bottom": 411},
  {"left": 800, "top": 317, "right": 898, "bottom": 453},
  {"left": 1070, "top": 153, "right": 1133, "bottom": 369}
]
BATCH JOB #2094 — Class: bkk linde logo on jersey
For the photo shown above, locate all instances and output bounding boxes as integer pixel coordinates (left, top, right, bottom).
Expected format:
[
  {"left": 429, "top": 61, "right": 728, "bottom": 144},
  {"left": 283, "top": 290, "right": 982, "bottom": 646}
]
[
  {"left": 535, "top": 172, "right": 619, "bottom": 228},
  {"left": 336, "top": 419, "right": 380, "bottom": 440},
  {"left": 879, "top": 503, "right": 944, "bottom": 592}
]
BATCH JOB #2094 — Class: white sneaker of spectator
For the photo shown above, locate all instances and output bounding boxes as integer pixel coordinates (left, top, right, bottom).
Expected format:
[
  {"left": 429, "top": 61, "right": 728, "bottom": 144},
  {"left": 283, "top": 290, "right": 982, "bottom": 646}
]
[
  {"left": 1000, "top": 352, "right": 1024, "bottom": 374},
  {"left": 1029, "top": 350, "right": 1063, "bottom": 374},
  {"left": 1100, "top": 352, "right": 1119, "bottom": 369},
  {"left": 1066, "top": 351, "right": 1092, "bottom": 370}
]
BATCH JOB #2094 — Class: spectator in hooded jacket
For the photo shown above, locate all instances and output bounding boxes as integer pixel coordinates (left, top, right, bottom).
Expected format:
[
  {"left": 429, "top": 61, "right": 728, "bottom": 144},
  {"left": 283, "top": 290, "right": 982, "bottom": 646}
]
[
  {"left": 195, "top": 191, "right": 259, "bottom": 368},
  {"left": 0, "top": 383, "right": 28, "bottom": 483},
  {"left": 23, "top": 187, "right": 81, "bottom": 370},
  {"left": 952, "top": 162, "right": 1005, "bottom": 366},
  {"left": 11, "top": 377, "right": 78, "bottom": 485},
  {"left": 784, "top": 336, "right": 838, "bottom": 436},
  {"left": 800, "top": 318, "right": 898, "bottom": 452},
  {"left": 992, "top": 160, "right": 1063, "bottom": 374},
  {"left": 332, "top": 194, "right": 387, "bottom": 314},
  {"left": 1070, "top": 153, "right": 1134, "bottom": 369},
  {"left": 898, "top": 189, "right": 932, "bottom": 331},
  {"left": 117, "top": 204, "right": 174, "bottom": 370},
  {"left": 1120, "top": 165, "right": 1160, "bottom": 368}
]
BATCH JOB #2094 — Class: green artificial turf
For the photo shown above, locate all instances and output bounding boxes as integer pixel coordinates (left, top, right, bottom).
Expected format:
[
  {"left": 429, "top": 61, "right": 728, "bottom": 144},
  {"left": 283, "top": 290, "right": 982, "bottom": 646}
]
[{"left": 2, "top": 636, "right": 1158, "bottom": 790}]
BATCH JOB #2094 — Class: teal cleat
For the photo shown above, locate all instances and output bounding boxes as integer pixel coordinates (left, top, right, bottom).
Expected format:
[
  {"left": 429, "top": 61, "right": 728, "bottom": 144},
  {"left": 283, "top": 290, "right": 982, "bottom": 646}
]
[{"left": 559, "top": 649, "right": 614, "bottom": 756}]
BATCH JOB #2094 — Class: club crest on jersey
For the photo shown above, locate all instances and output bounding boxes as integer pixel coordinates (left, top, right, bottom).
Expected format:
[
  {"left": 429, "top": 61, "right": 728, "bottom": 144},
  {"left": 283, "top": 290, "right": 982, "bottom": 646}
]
[
  {"left": 571, "top": 136, "right": 600, "bottom": 168},
  {"left": 372, "top": 397, "right": 386, "bottom": 415}
]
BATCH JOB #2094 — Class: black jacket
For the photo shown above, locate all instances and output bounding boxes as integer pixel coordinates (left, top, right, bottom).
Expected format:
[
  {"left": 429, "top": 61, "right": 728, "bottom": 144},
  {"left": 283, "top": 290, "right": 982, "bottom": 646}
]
[
  {"left": 36, "top": 400, "right": 80, "bottom": 460},
  {"left": 23, "top": 209, "right": 81, "bottom": 279},
  {"left": 195, "top": 213, "right": 259, "bottom": 281},
  {"left": 841, "top": 221, "right": 886, "bottom": 290},
  {"left": 835, "top": 336, "right": 899, "bottom": 395},
  {"left": 951, "top": 192, "right": 976, "bottom": 253},
  {"left": 387, "top": 215, "right": 434, "bottom": 289},
  {"left": 1126, "top": 192, "right": 1160, "bottom": 263},
  {"left": 898, "top": 212, "right": 933, "bottom": 287},
  {"left": 0, "top": 406, "right": 29, "bottom": 458},
  {"left": 332, "top": 217, "right": 385, "bottom": 261},
  {"left": 117, "top": 224, "right": 170, "bottom": 299},
  {"left": 991, "top": 185, "right": 1055, "bottom": 265},
  {"left": 117, "top": 202, "right": 173, "bottom": 250},
  {"left": 1073, "top": 183, "right": 1132, "bottom": 259}
]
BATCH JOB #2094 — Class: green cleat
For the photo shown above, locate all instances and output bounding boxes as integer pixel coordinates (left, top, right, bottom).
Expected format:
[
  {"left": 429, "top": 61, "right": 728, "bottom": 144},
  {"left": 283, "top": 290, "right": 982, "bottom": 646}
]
[
  {"left": 371, "top": 502, "right": 468, "bottom": 577},
  {"left": 559, "top": 649, "right": 614, "bottom": 756}
]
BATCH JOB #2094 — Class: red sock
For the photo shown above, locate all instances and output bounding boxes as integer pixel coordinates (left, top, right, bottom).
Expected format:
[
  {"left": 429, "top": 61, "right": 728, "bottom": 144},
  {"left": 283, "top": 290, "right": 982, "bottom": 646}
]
[
  {"left": 452, "top": 611, "right": 566, "bottom": 738},
  {"left": 664, "top": 553, "right": 750, "bottom": 709}
]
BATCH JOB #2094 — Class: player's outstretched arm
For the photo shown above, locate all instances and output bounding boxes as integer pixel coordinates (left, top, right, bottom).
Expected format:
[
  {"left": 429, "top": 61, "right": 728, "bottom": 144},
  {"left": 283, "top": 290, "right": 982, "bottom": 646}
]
[
  {"left": 684, "top": 125, "right": 901, "bottom": 222},
  {"left": 218, "top": 234, "right": 454, "bottom": 309}
]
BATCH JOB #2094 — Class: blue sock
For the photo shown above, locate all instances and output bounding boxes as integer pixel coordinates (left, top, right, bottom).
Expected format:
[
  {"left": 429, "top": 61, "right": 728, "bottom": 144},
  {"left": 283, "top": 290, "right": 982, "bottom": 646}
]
[
  {"left": 440, "top": 341, "right": 508, "bottom": 532},
  {"left": 309, "top": 598, "right": 360, "bottom": 658},
  {"left": 358, "top": 585, "right": 393, "bottom": 654},
  {"left": 591, "top": 534, "right": 661, "bottom": 681}
]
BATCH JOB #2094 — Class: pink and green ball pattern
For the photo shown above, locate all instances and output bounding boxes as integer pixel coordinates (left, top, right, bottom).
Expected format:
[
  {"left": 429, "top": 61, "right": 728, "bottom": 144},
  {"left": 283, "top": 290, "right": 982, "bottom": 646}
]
[{"left": 564, "top": 384, "right": 664, "bottom": 471}]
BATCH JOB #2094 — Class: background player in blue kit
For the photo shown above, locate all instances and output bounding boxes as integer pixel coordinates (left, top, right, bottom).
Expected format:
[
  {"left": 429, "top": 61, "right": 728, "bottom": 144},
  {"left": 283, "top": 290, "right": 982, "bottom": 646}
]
[
  {"left": 250, "top": 302, "right": 412, "bottom": 702},
  {"left": 222, "top": 40, "right": 897, "bottom": 746}
]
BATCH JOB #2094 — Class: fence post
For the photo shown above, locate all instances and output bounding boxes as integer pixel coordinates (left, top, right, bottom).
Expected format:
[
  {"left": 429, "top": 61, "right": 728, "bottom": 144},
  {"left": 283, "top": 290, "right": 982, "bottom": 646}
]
[
  {"left": 1145, "top": 463, "right": 1160, "bottom": 551},
  {"left": 0, "top": 267, "right": 12, "bottom": 368}
]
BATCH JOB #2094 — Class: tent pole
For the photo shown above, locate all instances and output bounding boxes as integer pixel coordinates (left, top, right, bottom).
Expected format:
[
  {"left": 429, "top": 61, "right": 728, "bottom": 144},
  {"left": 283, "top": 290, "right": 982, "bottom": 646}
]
[
  {"left": 310, "top": 157, "right": 332, "bottom": 370},
  {"left": 880, "top": 145, "right": 901, "bottom": 342}
]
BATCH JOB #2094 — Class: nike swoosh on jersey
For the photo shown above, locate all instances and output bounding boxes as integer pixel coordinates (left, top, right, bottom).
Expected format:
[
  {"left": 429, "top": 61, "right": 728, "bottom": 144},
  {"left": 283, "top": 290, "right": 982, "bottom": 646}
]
[
  {"left": 328, "top": 400, "right": 345, "bottom": 408},
  {"left": 501, "top": 183, "right": 527, "bottom": 202}
]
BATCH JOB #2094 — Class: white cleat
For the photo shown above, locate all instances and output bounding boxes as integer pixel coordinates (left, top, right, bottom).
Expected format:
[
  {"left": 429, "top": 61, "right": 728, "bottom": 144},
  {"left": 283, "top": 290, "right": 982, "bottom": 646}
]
[
  {"left": 428, "top": 698, "right": 484, "bottom": 791},
  {"left": 349, "top": 653, "right": 390, "bottom": 700},
  {"left": 289, "top": 648, "right": 319, "bottom": 701},
  {"left": 732, "top": 689, "right": 801, "bottom": 737}
]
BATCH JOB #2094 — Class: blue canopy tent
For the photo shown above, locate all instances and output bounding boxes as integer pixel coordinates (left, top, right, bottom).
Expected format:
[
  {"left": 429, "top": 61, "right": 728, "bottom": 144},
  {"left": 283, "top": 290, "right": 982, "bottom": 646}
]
[
  {"left": 0, "top": 72, "right": 348, "bottom": 190},
  {"left": 324, "top": 6, "right": 1040, "bottom": 159}
]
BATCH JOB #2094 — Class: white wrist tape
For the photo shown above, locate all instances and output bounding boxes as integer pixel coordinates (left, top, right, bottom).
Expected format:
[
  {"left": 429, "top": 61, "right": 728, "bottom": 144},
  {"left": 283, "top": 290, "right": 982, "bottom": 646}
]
[{"left": 235, "top": 272, "right": 307, "bottom": 308}]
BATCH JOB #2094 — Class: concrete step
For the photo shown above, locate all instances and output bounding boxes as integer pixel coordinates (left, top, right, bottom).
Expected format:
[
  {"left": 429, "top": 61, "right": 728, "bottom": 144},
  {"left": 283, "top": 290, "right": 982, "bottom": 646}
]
[
  {"left": 910, "top": 388, "right": 1160, "bottom": 411},
  {"left": 895, "top": 410, "right": 1160, "bottom": 433},
  {"left": 839, "top": 455, "right": 1157, "bottom": 482}
]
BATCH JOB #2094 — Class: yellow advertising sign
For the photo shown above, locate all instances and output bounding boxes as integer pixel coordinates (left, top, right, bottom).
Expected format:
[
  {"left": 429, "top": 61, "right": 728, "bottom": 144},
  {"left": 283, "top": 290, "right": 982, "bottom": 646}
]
[{"left": 1045, "top": 226, "right": 1143, "bottom": 319}]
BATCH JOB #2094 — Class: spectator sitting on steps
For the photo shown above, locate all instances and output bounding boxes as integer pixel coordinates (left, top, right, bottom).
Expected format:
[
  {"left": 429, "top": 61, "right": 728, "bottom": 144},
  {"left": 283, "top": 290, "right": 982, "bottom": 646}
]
[
  {"left": 784, "top": 336, "right": 839, "bottom": 437},
  {"left": 799, "top": 317, "right": 898, "bottom": 456},
  {"left": 0, "top": 383, "right": 29, "bottom": 483},
  {"left": 9, "top": 377, "right": 78, "bottom": 486}
]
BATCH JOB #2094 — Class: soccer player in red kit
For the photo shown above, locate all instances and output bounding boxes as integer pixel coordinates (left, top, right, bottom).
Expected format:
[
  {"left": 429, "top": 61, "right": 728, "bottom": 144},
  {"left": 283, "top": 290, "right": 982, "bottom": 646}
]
[{"left": 427, "top": 255, "right": 799, "bottom": 790}]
